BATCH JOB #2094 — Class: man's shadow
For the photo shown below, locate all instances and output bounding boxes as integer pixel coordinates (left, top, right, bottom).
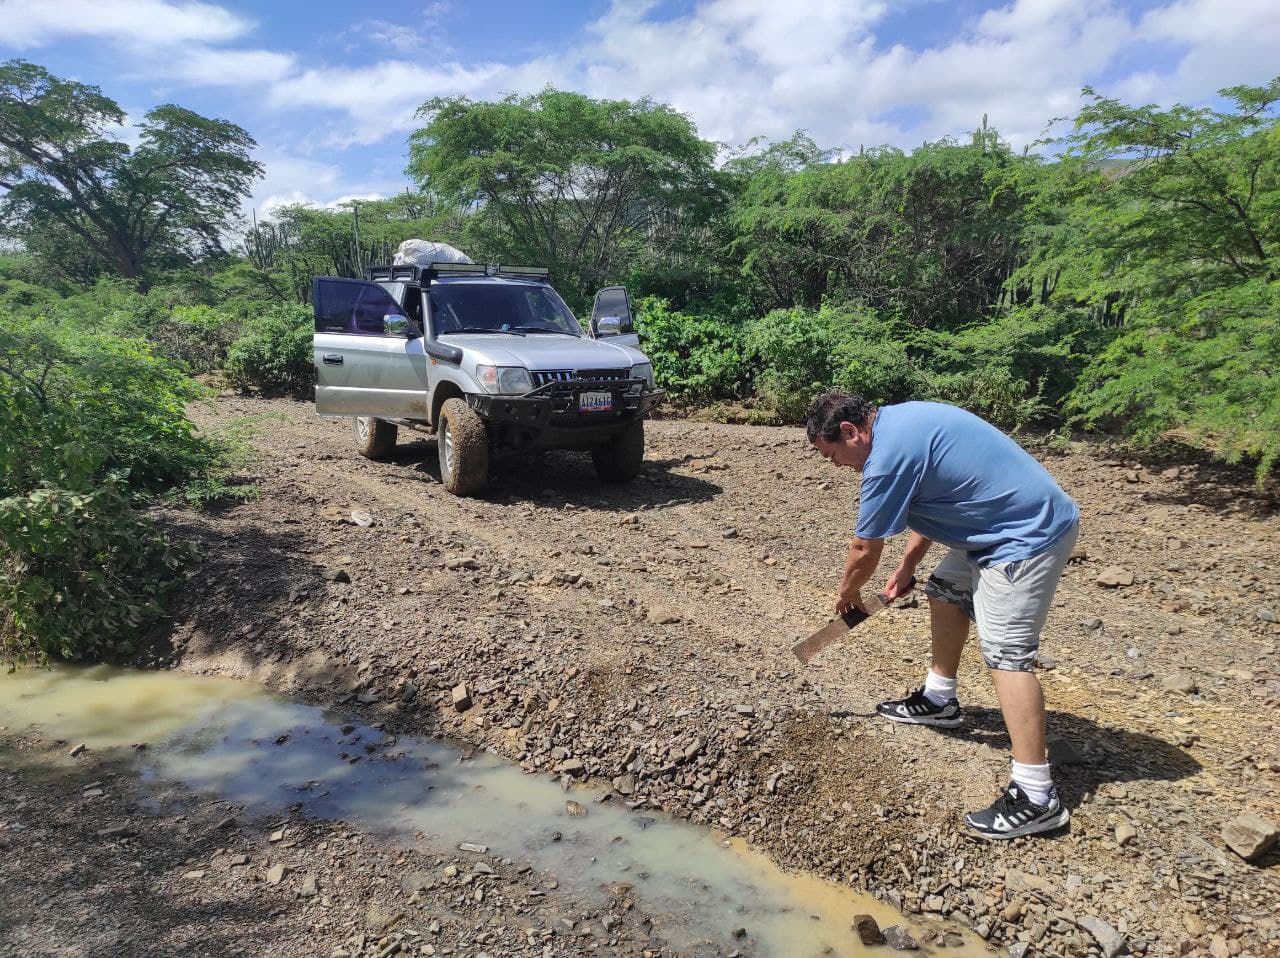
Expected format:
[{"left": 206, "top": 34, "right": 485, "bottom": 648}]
[
  {"left": 942, "top": 705, "right": 1202, "bottom": 811},
  {"left": 829, "top": 704, "right": 1202, "bottom": 812}
]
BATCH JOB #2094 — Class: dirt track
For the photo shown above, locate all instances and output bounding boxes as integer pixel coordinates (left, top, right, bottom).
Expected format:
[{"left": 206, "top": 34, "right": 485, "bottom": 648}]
[{"left": 156, "top": 397, "right": 1280, "bottom": 955}]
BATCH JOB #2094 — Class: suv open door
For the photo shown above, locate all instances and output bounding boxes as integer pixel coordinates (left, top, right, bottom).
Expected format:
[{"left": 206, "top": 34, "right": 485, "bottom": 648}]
[
  {"left": 312, "top": 277, "right": 431, "bottom": 418},
  {"left": 588, "top": 286, "right": 640, "bottom": 347}
]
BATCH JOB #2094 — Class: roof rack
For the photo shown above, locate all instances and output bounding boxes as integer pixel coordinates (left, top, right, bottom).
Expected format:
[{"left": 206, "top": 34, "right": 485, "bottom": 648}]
[
  {"left": 364, "top": 264, "right": 422, "bottom": 283},
  {"left": 494, "top": 264, "right": 551, "bottom": 281},
  {"left": 363, "top": 262, "right": 550, "bottom": 283}
]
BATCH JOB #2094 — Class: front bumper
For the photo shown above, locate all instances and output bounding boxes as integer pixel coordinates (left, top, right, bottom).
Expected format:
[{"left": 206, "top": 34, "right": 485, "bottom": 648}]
[{"left": 466, "top": 377, "right": 664, "bottom": 438}]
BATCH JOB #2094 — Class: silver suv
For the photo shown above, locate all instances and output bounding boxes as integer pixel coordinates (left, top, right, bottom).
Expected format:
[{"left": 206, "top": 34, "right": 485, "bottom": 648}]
[{"left": 312, "top": 263, "right": 664, "bottom": 496}]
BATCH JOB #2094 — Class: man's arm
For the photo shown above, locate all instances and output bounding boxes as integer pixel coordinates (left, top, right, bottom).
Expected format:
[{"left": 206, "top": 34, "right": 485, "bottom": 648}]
[
  {"left": 837, "top": 535, "right": 884, "bottom": 614},
  {"left": 883, "top": 531, "right": 931, "bottom": 599}
]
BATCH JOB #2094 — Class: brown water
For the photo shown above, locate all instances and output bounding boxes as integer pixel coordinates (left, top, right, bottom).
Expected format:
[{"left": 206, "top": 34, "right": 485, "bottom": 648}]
[{"left": 0, "top": 665, "right": 989, "bottom": 957}]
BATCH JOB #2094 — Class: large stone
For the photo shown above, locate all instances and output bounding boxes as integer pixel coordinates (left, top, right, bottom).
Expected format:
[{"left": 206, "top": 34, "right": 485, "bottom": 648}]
[
  {"left": 1221, "top": 812, "right": 1280, "bottom": 862},
  {"left": 555, "top": 758, "right": 585, "bottom": 777},
  {"left": 1096, "top": 566, "right": 1135, "bottom": 588},
  {"left": 881, "top": 926, "right": 919, "bottom": 951},
  {"left": 1078, "top": 915, "right": 1126, "bottom": 958},
  {"left": 1161, "top": 672, "right": 1198, "bottom": 695},
  {"left": 451, "top": 683, "right": 472, "bottom": 712},
  {"left": 852, "top": 914, "right": 883, "bottom": 946},
  {"left": 265, "top": 864, "right": 288, "bottom": 886},
  {"left": 1048, "top": 737, "right": 1086, "bottom": 766}
]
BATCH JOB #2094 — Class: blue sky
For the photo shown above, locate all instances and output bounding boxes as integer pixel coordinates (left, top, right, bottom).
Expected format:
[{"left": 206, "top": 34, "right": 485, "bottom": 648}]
[{"left": 2, "top": 0, "right": 1277, "bottom": 218}]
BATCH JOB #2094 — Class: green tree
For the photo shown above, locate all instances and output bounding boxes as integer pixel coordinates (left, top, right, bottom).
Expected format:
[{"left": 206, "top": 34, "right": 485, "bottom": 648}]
[
  {"left": 726, "top": 128, "right": 1036, "bottom": 323},
  {"left": 407, "top": 88, "right": 720, "bottom": 306},
  {"left": 242, "top": 191, "right": 468, "bottom": 302},
  {"left": 0, "top": 59, "right": 262, "bottom": 288},
  {"left": 1025, "top": 78, "right": 1280, "bottom": 479}
]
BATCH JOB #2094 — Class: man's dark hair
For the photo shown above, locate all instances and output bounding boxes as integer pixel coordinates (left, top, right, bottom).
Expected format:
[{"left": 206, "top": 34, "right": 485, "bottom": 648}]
[{"left": 805, "top": 391, "right": 876, "bottom": 442}]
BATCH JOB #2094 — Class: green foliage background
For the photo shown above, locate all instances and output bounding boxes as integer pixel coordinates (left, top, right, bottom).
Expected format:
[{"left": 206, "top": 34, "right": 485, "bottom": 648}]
[{"left": 2, "top": 63, "right": 1278, "bottom": 664}]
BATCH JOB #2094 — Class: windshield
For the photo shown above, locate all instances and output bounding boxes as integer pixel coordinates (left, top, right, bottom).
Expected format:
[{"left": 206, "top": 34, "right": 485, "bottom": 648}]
[{"left": 429, "top": 282, "right": 583, "bottom": 336}]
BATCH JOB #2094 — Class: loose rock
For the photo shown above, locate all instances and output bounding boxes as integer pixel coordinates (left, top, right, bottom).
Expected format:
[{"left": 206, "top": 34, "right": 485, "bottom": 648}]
[
  {"left": 1096, "top": 566, "right": 1135, "bottom": 587},
  {"left": 1221, "top": 812, "right": 1280, "bottom": 861},
  {"left": 1078, "top": 915, "right": 1126, "bottom": 958},
  {"left": 852, "top": 914, "right": 884, "bottom": 945}
]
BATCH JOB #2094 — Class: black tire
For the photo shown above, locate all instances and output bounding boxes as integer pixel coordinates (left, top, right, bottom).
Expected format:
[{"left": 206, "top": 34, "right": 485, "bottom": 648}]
[
  {"left": 353, "top": 416, "right": 397, "bottom": 460},
  {"left": 438, "top": 398, "right": 489, "bottom": 496},
  {"left": 592, "top": 420, "right": 644, "bottom": 482}
]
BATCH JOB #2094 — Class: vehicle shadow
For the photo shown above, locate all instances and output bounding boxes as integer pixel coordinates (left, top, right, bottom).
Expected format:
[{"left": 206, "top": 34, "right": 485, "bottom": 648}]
[
  {"left": 829, "top": 705, "right": 1202, "bottom": 812},
  {"left": 389, "top": 440, "right": 725, "bottom": 508}
]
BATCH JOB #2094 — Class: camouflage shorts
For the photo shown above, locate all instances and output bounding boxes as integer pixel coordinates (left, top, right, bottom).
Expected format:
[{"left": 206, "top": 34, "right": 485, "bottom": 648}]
[{"left": 921, "top": 523, "right": 1079, "bottom": 672}]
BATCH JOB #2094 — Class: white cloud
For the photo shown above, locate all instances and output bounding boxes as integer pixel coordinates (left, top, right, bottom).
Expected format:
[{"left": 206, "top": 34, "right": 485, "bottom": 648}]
[
  {"left": 162, "top": 48, "right": 297, "bottom": 88},
  {"left": 1120, "top": 0, "right": 1280, "bottom": 104},
  {"left": 9, "top": 0, "right": 1280, "bottom": 212},
  {"left": 248, "top": 152, "right": 402, "bottom": 216},
  {"left": 0, "top": 0, "right": 249, "bottom": 48}
]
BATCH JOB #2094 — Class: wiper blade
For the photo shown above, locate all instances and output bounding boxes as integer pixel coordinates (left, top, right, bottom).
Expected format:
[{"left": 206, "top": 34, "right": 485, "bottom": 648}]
[
  {"left": 510, "top": 326, "right": 579, "bottom": 336},
  {"left": 442, "top": 326, "right": 526, "bottom": 336}
]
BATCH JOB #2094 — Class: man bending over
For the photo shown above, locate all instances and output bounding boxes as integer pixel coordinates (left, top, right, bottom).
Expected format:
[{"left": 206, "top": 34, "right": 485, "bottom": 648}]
[{"left": 806, "top": 392, "right": 1080, "bottom": 839}]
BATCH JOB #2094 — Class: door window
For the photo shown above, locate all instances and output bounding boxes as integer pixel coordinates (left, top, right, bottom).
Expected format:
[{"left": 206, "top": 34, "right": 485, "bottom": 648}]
[{"left": 313, "top": 278, "right": 408, "bottom": 335}]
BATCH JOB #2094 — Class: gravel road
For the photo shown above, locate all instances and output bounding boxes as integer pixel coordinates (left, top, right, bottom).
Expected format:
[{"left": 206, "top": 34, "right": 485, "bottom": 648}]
[{"left": 18, "top": 395, "right": 1280, "bottom": 958}]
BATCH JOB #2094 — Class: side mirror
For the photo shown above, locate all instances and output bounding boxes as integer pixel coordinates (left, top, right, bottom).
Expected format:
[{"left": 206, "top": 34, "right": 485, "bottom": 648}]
[
  {"left": 595, "top": 315, "right": 623, "bottom": 337},
  {"left": 383, "top": 315, "right": 418, "bottom": 338}
]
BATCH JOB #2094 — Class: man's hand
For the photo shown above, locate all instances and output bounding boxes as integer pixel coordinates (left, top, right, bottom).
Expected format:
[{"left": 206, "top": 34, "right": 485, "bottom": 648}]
[
  {"left": 835, "top": 535, "right": 883, "bottom": 616},
  {"left": 882, "top": 565, "right": 917, "bottom": 601}
]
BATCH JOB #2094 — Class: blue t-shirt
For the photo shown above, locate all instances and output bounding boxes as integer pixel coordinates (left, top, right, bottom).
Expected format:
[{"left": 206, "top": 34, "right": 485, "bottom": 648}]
[{"left": 855, "top": 402, "right": 1079, "bottom": 565}]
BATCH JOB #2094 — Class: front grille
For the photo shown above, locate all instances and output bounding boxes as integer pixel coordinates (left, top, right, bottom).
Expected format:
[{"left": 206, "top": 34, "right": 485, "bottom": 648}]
[
  {"left": 531, "top": 370, "right": 574, "bottom": 387},
  {"left": 531, "top": 368, "right": 631, "bottom": 387}
]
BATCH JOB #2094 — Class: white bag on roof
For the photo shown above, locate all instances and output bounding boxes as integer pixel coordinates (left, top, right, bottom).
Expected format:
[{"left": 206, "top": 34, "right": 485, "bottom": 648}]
[{"left": 392, "top": 239, "right": 473, "bottom": 266}]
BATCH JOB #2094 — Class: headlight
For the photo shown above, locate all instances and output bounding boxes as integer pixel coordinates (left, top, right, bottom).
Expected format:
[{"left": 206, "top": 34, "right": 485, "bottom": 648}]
[
  {"left": 475, "top": 365, "right": 533, "bottom": 395},
  {"left": 629, "top": 363, "right": 655, "bottom": 389}
]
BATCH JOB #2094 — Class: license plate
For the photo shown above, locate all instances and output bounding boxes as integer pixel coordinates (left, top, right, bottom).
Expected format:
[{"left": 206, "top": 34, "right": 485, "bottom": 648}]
[{"left": 579, "top": 391, "right": 613, "bottom": 413}]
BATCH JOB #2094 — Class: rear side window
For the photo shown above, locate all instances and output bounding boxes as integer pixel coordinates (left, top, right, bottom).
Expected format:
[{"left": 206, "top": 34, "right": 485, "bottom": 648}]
[{"left": 313, "top": 278, "right": 407, "bottom": 335}]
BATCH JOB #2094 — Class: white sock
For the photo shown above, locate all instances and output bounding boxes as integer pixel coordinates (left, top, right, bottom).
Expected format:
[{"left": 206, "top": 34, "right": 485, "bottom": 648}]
[
  {"left": 1011, "top": 760, "right": 1054, "bottom": 807},
  {"left": 922, "top": 669, "right": 957, "bottom": 707}
]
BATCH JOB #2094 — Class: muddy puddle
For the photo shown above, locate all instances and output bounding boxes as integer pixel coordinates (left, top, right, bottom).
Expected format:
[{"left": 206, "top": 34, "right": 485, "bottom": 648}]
[{"left": 0, "top": 665, "right": 988, "bottom": 956}]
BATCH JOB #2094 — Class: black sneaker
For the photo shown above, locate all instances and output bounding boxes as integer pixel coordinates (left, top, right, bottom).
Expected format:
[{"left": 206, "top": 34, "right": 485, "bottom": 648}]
[
  {"left": 876, "top": 687, "right": 963, "bottom": 728},
  {"left": 964, "top": 783, "right": 1070, "bottom": 840}
]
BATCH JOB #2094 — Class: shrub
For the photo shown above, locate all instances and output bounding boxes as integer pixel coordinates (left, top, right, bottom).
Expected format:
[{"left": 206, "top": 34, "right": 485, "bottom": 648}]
[
  {"left": 928, "top": 366, "right": 1051, "bottom": 432},
  {"left": 0, "top": 480, "right": 183, "bottom": 664},
  {"left": 634, "top": 296, "right": 747, "bottom": 403},
  {"left": 148, "top": 304, "right": 243, "bottom": 374},
  {"left": 743, "top": 306, "right": 841, "bottom": 419},
  {"left": 224, "top": 304, "right": 314, "bottom": 397},
  {"left": 0, "top": 315, "right": 226, "bottom": 664}
]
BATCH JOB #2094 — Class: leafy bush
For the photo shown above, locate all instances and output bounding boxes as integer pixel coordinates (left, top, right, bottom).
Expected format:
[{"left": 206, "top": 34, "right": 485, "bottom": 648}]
[
  {"left": 224, "top": 304, "right": 314, "bottom": 397},
  {"left": 743, "top": 304, "right": 930, "bottom": 419},
  {"left": 1068, "top": 279, "right": 1280, "bottom": 481},
  {"left": 928, "top": 367, "right": 1050, "bottom": 433},
  {"left": 635, "top": 296, "right": 747, "bottom": 403},
  {"left": 0, "top": 480, "right": 183, "bottom": 664},
  {"left": 0, "top": 315, "right": 227, "bottom": 664},
  {"left": 743, "top": 306, "right": 842, "bottom": 419},
  {"left": 148, "top": 304, "right": 243, "bottom": 374}
]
